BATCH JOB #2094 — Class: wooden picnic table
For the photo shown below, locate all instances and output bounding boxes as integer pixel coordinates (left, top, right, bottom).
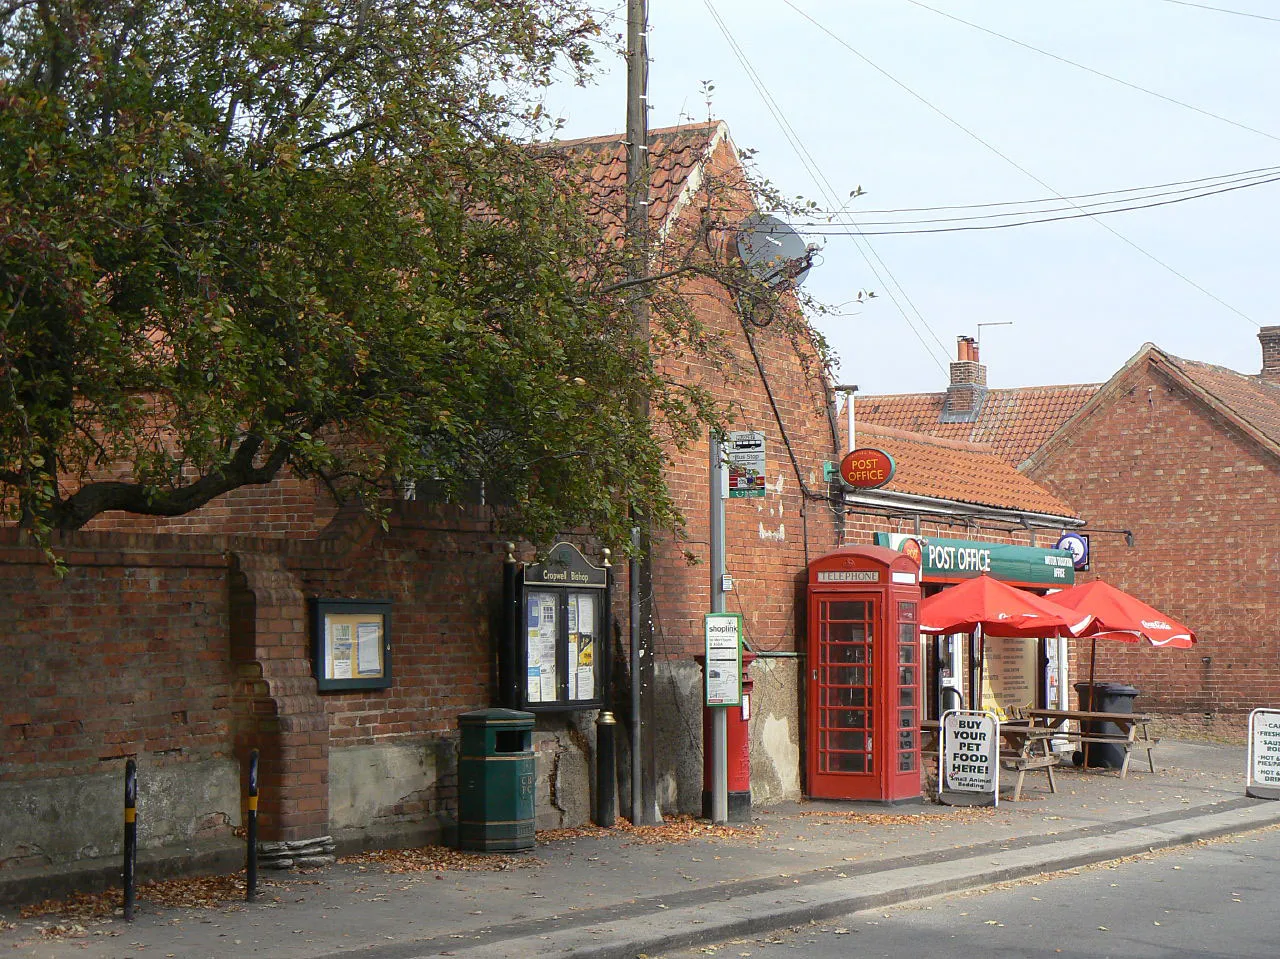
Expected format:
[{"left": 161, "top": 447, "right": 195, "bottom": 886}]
[
  {"left": 922, "top": 718, "right": 1059, "bottom": 801},
  {"left": 1026, "top": 708, "right": 1159, "bottom": 779}
]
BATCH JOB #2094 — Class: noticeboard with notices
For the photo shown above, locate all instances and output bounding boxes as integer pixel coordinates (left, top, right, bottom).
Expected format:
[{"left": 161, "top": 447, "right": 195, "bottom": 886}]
[{"left": 506, "top": 542, "right": 609, "bottom": 713}]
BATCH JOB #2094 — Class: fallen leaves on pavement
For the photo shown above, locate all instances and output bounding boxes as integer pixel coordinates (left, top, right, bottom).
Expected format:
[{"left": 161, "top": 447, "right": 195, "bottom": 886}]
[
  {"left": 340, "top": 846, "right": 539, "bottom": 873},
  {"left": 539, "top": 815, "right": 763, "bottom": 846},
  {"left": 794, "top": 807, "right": 997, "bottom": 825},
  {"left": 19, "top": 874, "right": 261, "bottom": 922}
]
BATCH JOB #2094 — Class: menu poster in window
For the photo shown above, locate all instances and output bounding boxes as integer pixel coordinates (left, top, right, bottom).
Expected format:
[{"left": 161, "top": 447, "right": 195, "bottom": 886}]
[
  {"left": 980, "top": 636, "right": 1038, "bottom": 717},
  {"left": 311, "top": 600, "right": 392, "bottom": 691}
]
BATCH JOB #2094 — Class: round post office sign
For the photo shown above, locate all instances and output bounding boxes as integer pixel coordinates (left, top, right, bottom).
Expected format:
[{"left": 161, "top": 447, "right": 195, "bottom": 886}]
[{"left": 839, "top": 447, "right": 896, "bottom": 490}]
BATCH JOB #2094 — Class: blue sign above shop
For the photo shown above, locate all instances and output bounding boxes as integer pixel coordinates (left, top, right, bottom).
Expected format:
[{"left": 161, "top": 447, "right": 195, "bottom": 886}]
[{"left": 873, "top": 533, "right": 1075, "bottom": 587}]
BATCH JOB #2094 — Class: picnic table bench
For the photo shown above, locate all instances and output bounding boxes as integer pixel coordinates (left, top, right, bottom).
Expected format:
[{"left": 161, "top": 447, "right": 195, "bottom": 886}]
[
  {"left": 1026, "top": 708, "right": 1159, "bottom": 779},
  {"left": 922, "top": 718, "right": 1059, "bottom": 801}
]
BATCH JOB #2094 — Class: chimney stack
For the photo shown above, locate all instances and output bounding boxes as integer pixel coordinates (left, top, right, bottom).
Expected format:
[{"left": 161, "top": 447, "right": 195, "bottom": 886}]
[
  {"left": 1260, "top": 326, "right": 1280, "bottom": 383},
  {"left": 942, "top": 336, "right": 988, "bottom": 422}
]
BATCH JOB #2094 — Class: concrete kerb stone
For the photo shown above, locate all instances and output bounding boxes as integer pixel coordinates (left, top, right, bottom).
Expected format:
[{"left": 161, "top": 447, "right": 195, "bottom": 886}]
[{"left": 417, "top": 800, "right": 1280, "bottom": 959}]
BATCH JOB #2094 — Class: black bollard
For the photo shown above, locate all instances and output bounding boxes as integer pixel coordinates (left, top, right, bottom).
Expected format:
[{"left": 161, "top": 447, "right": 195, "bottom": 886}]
[
  {"left": 123, "top": 759, "right": 137, "bottom": 921},
  {"left": 594, "top": 550, "right": 617, "bottom": 827},
  {"left": 246, "top": 749, "right": 259, "bottom": 901},
  {"left": 595, "top": 712, "right": 617, "bottom": 827}
]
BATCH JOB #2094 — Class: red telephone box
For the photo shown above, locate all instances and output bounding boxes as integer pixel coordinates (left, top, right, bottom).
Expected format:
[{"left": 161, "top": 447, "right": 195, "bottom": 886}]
[{"left": 806, "top": 546, "right": 922, "bottom": 802}]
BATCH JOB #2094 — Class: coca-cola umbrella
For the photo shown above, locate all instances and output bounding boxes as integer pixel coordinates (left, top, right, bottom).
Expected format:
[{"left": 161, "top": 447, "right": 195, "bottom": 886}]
[
  {"left": 919, "top": 575, "right": 1094, "bottom": 714},
  {"left": 919, "top": 574, "right": 1095, "bottom": 638},
  {"left": 1048, "top": 579, "right": 1197, "bottom": 690}
]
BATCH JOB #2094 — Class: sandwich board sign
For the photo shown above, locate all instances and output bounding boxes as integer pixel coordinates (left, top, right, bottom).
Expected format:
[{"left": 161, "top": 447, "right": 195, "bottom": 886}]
[
  {"left": 1247, "top": 708, "right": 1280, "bottom": 800},
  {"left": 939, "top": 709, "right": 999, "bottom": 807}
]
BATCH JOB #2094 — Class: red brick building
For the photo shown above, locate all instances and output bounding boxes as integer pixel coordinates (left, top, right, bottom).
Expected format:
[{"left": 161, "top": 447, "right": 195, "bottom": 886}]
[
  {"left": 0, "top": 121, "right": 847, "bottom": 898},
  {"left": 861, "top": 330, "right": 1280, "bottom": 737},
  {"left": 0, "top": 120, "right": 1101, "bottom": 900},
  {"left": 1024, "top": 332, "right": 1280, "bottom": 735}
]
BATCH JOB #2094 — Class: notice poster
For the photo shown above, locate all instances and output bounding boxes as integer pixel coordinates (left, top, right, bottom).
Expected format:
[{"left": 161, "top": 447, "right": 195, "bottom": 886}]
[
  {"left": 1248, "top": 709, "right": 1280, "bottom": 799},
  {"left": 942, "top": 710, "right": 998, "bottom": 797},
  {"left": 526, "top": 593, "right": 560, "bottom": 702},
  {"left": 578, "top": 594, "right": 596, "bottom": 701},
  {"left": 704, "top": 613, "right": 743, "bottom": 707},
  {"left": 355, "top": 622, "right": 383, "bottom": 676},
  {"left": 330, "top": 623, "right": 354, "bottom": 679},
  {"left": 980, "top": 637, "right": 1039, "bottom": 718}
]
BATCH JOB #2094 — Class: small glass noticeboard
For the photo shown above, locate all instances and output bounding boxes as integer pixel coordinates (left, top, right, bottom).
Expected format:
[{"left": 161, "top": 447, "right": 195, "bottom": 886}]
[{"left": 310, "top": 599, "right": 392, "bottom": 692}]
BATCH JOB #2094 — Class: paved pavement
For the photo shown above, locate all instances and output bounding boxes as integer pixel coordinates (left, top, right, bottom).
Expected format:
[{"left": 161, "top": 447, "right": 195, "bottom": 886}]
[{"left": 3, "top": 740, "right": 1278, "bottom": 959}]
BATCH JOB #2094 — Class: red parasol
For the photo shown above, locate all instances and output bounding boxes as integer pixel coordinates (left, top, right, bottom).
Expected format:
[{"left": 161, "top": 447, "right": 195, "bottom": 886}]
[
  {"left": 1049, "top": 578, "right": 1197, "bottom": 691},
  {"left": 919, "top": 574, "right": 1094, "bottom": 638},
  {"left": 1049, "top": 580, "right": 1196, "bottom": 649}
]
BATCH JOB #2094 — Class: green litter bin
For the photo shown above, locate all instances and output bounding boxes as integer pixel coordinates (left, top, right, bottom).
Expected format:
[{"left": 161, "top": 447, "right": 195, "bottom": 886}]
[{"left": 457, "top": 708, "right": 536, "bottom": 851}]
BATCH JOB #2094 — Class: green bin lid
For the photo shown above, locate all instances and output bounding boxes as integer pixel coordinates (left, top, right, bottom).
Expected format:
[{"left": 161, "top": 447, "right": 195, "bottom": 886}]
[{"left": 458, "top": 708, "right": 535, "bottom": 726}]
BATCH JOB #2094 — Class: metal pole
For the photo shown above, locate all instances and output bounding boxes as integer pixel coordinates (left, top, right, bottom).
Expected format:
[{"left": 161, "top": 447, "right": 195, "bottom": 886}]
[
  {"left": 123, "top": 759, "right": 137, "bottom": 921},
  {"left": 245, "top": 749, "right": 259, "bottom": 901},
  {"left": 833, "top": 384, "right": 858, "bottom": 454},
  {"left": 710, "top": 433, "right": 728, "bottom": 824},
  {"left": 629, "top": 526, "right": 642, "bottom": 824}
]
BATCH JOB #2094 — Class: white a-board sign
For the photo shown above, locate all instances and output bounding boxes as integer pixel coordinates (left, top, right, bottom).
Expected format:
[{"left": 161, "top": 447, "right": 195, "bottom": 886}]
[
  {"left": 1247, "top": 708, "right": 1280, "bottom": 800},
  {"left": 939, "top": 709, "right": 999, "bottom": 807}
]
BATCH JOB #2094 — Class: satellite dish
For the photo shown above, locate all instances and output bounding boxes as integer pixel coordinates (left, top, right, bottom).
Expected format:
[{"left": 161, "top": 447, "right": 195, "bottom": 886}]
[{"left": 735, "top": 213, "right": 815, "bottom": 290}]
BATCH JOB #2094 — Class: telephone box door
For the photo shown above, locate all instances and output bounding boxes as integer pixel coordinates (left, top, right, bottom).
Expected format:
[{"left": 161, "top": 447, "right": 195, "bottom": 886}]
[{"left": 806, "top": 546, "right": 922, "bottom": 802}]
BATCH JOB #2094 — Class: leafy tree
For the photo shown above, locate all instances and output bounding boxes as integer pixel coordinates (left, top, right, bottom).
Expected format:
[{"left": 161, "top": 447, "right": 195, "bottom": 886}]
[{"left": 0, "top": 1, "right": 824, "bottom": 551}]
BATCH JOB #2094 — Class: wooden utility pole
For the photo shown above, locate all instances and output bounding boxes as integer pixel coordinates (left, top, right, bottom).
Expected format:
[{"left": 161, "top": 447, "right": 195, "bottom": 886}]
[{"left": 625, "top": 0, "right": 660, "bottom": 826}]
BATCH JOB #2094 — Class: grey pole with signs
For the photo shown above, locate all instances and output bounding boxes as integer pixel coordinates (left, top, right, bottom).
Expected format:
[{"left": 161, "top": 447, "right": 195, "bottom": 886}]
[{"left": 709, "top": 432, "right": 729, "bottom": 823}]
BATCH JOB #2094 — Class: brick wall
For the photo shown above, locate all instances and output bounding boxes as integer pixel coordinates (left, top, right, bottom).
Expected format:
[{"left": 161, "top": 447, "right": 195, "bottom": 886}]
[
  {"left": 0, "top": 534, "right": 234, "bottom": 784},
  {"left": 0, "top": 509, "right": 617, "bottom": 890},
  {"left": 1027, "top": 362, "right": 1280, "bottom": 728},
  {"left": 651, "top": 273, "right": 840, "bottom": 663}
]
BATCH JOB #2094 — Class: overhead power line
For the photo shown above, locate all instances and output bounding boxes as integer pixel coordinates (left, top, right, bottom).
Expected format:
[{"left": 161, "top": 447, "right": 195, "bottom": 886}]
[
  {"left": 903, "top": 0, "right": 1280, "bottom": 145},
  {"left": 784, "top": 0, "right": 1261, "bottom": 330},
  {"left": 1147, "top": 0, "right": 1280, "bottom": 24},
  {"left": 802, "top": 168, "right": 1280, "bottom": 230},
  {"left": 845, "top": 163, "right": 1280, "bottom": 215},
  {"left": 795, "top": 169, "right": 1280, "bottom": 234},
  {"left": 700, "top": 0, "right": 952, "bottom": 372}
]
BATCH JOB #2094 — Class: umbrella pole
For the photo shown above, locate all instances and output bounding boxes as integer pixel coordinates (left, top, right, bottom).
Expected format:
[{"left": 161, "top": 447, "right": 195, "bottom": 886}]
[
  {"left": 976, "top": 626, "right": 985, "bottom": 714},
  {"left": 1084, "top": 636, "right": 1098, "bottom": 768}
]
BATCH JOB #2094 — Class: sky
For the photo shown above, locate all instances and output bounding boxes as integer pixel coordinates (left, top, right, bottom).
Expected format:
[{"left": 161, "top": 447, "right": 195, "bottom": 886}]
[{"left": 541, "top": 0, "right": 1280, "bottom": 395}]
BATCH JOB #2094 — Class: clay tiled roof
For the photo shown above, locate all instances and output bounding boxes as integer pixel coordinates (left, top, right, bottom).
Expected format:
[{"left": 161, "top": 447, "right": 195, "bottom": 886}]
[
  {"left": 857, "top": 384, "right": 1100, "bottom": 467},
  {"left": 856, "top": 424, "right": 1078, "bottom": 518},
  {"left": 545, "top": 121, "right": 732, "bottom": 245},
  {"left": 1162, "top": 352, "right": 1280, "bottom": 450}
]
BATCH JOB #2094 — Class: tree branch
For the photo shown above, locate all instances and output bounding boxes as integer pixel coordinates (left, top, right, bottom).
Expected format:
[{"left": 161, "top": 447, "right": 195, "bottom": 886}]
[{"left": 47, "top": 435, "right": 292, "bottom": 530}]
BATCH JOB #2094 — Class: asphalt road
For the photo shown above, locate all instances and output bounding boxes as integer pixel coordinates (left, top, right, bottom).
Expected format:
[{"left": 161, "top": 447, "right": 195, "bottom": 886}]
[{"left": 660, "top": 825, "right": 1280, "bottom": 959}]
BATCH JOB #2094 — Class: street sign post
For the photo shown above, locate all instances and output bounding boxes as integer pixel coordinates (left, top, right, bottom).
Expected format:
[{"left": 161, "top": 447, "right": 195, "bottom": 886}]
[{"left": 727, "top": 431, "right": 766, "bottom": 498}]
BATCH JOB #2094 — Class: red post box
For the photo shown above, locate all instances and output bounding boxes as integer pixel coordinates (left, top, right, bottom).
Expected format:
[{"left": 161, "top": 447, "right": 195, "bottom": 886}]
[
  {"left": 697, "top": 652, "right": 756, "bottom": 822},
  {"left": 805, "top": 546, "right": 922, "bottom": 802}
]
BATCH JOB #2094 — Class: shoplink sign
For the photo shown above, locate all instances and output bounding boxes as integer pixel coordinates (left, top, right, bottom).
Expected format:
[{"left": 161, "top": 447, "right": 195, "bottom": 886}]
[{"left": 874, "top": 532, "right": 1075, "bottom": 587}]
